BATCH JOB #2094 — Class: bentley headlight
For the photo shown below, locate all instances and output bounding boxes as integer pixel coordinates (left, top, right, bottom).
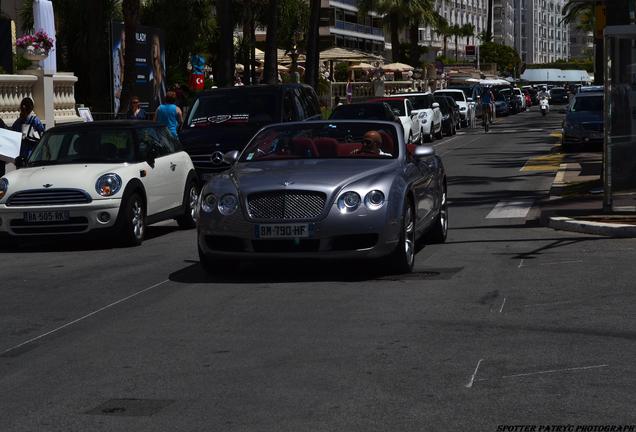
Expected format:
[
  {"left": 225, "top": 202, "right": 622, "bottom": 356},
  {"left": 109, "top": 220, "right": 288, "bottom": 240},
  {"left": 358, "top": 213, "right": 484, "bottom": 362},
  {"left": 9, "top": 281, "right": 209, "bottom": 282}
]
[
  {"left": 95, "top": 174, "right": 122, "bottom": 197},
  {"left": 201, "top": 193, "right": 216, "bottom": 213},
  {"left": 218, "top": 194, "right": 238, "bottom": 216},
  {"left": 0, "top": 178, "right": 8, "bottom": 199},
  {"left": 365, "top": 190, "right": 385, "bottom": 209},
  {"left": 338, "top": 191, "right": 361, "bottom": 213}
]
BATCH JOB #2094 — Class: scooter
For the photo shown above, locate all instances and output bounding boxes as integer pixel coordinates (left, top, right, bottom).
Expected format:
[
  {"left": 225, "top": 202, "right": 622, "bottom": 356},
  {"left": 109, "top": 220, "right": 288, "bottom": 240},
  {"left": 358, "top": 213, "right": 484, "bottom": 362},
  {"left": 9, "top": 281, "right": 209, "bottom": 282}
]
[{"left": 540, "top": 97, "right": 549, "bottom": 116}]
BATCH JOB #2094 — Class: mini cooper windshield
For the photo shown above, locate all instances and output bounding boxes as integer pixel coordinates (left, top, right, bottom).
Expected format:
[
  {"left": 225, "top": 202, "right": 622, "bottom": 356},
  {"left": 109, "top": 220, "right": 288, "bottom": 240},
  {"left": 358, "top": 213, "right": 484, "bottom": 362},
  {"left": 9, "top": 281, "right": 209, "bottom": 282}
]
[
  {"left": 240, "top": 123, "right": 400, "bottom": 162},
  {"left": 28, "top": 129, "right": 136, "bottom": 166}
]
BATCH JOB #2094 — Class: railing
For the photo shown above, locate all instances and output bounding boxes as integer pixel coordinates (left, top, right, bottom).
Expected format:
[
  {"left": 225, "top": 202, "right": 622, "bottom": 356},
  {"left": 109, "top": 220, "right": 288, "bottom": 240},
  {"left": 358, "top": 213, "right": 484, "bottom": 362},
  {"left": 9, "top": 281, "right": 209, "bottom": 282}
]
[
  {"left": 0, "top": 75, "right": 37, "bottom": 125},
  {"left": 0, "top": 72, "right": 81, "bottom": 127},
  {"left": 334, "top": 20, "right": 384, "bottom": 37}
]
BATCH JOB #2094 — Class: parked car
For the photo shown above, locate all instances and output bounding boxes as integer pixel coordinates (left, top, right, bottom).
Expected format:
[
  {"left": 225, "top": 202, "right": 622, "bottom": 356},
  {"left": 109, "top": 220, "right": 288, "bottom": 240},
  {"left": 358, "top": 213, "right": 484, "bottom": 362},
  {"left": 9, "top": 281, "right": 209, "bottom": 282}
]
[
  {"left": 0, "top": 121, "right": 198, "bottom": 246},
  {"left": 495, "top": 88, "right": 519, "bottom": 114},
  {"left": 436, "top": 95, "right": 462, "bottom": 130},
  {"left": 578, "top": 85, "right": 603, "bottom": 93},
  {"left": 549, "top": 87, "right": 569, "bottom": 104},
  {"left": 368, "top": 97, "right": 421, "bottom": 144},
  {"left": 179, "top": 84, "right": 321, "bottom": 177},
  {"left": 493, "top": 91, "right": 511, "bottom": 116},
  {"left": 513, "top": 88, "right": 527, "bottom": 111},
  {"left": 522, "top": 86, "right": 539, "bottom": 105},
  {"left": 433, "top": 95, "right": 458, "bottom": 135},
  {"left": 389, "top": 92, "right": 443, "bottom": 142},
  {"left": 435, "top": 89, "right": 472, "bottom": 127},
  {"left": 561, "top": 92, "right": 603, "bottom": 152},
  {"left": 329, "top": 102, "right": 404, "bottom": 137},
  {"left": 197, "top": 120, "right": 448, "bottom": 275},
  {"left": 448, "top": 84, "right": 482, "bottom": 119}
]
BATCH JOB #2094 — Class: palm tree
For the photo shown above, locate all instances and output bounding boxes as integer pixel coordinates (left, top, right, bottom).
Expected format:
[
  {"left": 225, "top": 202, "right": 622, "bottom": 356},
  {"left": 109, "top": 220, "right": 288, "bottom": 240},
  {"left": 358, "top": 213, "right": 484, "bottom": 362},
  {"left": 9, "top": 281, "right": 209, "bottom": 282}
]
[
  {"left": 216, "top": 0, "right": 234, "bottom": 87},
  {"left": 407, "top": 0, "right": 440, "bottom": 67},
  {"left": 357, "top": 0, "right": 438, "bottom": 62},
  {"left": 485, "top": 0, "right": 493, "bottom": 42},
  {"left": 304, "top": 0, "right": 321, "bottom": 89},
  {"left": 451, "top": 24, "right": 462, "bottom": 62},
  {"left": 263, "top": 0, "right": 279, "bottom": 84},
  {"left": 561, "top": 0, "right": 593, "bottom": 25},
  {"left": 434, "top": 17, "right": 451, "bottom": 59},
  {"left": 461, "top": 23, "right": 475, "bottom": 46},
  {"left": 120, "top": 0, "right": 140, "bottom": 114}
]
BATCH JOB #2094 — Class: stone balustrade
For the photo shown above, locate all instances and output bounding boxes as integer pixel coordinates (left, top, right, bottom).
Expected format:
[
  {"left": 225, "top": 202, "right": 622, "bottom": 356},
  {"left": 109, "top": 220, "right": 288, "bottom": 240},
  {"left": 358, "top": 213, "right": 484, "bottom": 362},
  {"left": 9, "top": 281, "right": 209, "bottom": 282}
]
[{"left": 0, "top": 72, "right": 81, "bottom": 128}]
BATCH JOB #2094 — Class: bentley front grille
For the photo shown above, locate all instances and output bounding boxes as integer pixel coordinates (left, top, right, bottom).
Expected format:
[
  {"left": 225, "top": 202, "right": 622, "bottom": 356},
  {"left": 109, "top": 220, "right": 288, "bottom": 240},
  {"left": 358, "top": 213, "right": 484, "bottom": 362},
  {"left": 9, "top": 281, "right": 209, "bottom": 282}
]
[
  {"left": 7, "top": 189, "right": 92, "bottom": 207},
  {"left": 247, "top": 191, "right": 326, "bottom": 220}
]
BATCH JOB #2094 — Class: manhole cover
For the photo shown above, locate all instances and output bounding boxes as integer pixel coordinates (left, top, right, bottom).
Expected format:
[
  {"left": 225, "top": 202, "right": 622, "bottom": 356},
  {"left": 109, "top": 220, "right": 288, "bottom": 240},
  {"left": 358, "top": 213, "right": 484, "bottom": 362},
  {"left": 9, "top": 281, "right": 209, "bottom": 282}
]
[{"left": 85, "top": 399, "right": 174, "bottom": 417}]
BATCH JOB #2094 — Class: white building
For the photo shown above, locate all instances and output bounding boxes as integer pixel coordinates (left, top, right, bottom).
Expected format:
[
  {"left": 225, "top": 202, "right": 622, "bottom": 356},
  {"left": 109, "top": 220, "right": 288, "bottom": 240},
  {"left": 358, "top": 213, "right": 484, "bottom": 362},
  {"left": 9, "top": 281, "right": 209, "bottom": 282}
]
[
  {"left": 493, "top": 0, "right": 515, "bottom": 47},
  {"left": 417, "top": 0, "right": 488, "bottom": 60},
  {"left": 514, "top": 0, "right": 570, "bottom": 64}
]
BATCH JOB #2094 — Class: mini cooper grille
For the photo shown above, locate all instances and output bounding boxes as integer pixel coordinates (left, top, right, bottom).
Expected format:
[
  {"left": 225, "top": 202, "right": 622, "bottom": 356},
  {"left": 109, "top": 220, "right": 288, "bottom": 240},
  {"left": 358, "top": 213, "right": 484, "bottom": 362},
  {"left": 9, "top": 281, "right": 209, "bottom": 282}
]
[
  {"left": 248, "top": 191, "right": 326, "bottom": 220},
  {"left": 7, "top": 189, "right": 92, "bottom": 207}
]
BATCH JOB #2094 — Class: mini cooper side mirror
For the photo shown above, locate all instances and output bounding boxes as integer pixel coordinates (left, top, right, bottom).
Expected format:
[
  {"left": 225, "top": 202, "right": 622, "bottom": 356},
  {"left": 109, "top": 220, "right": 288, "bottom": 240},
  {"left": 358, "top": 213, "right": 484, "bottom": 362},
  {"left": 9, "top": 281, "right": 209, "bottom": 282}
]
[
  {"left": 467, "top": 97, "right": 473, "bottom": 102},
  {"left": 224, "top": 150, "right": 239, "bottom": 164},
  {"left": 14, "top": 156, "right": 26, "bottom": 169},
  {"left": 432, "top": 102, "right": 440, "bottom": 109},
  {"left": 146, "top": 147, "right": 157, "bottom": 168},
  {"left": 414, "top": 146, "right": 435, "bottom": 159}
]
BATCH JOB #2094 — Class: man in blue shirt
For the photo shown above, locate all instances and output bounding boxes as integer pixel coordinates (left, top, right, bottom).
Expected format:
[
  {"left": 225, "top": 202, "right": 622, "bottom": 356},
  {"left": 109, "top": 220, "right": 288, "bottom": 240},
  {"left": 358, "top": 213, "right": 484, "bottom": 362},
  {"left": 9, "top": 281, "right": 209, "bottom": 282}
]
[
  {"left": 480, "top": 87, "right": 494, "bottom": 124},
  {"left": 11, "top": 98, "right": 45, "bottom": 158}
]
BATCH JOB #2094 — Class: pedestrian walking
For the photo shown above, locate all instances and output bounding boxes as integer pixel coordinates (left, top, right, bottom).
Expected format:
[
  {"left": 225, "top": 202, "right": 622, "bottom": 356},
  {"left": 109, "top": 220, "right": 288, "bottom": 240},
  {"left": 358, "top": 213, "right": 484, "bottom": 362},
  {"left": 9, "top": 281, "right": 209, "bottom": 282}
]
[
  {"left": 345, "top": 78, "right": 353, "bottom": 104},
  {"left": 126, "top": 96, "right": 147, "bottom": 120},
  {"left": 155, "top": 91, "right": 183, "bottom": 137},
  {"left": 11, "top": 97, "right": 45, "bottom": 159},
  {"left": 0, "top": 117, "right": 7, "bottom": 176}
]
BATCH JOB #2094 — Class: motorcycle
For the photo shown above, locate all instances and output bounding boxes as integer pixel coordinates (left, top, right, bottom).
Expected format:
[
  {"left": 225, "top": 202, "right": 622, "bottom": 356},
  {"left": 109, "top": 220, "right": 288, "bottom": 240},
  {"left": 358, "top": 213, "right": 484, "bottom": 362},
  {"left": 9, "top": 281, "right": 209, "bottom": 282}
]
[{"left": 540, "top": 98, "right": 549, "bottom": 116}]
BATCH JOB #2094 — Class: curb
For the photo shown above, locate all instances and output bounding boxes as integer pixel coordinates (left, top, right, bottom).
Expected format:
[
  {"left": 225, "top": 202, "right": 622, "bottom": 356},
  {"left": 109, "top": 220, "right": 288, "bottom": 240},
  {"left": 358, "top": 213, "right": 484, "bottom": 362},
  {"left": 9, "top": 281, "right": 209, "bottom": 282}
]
[{"left": 548, "top": 216, "right": 636, "bottom": 237}]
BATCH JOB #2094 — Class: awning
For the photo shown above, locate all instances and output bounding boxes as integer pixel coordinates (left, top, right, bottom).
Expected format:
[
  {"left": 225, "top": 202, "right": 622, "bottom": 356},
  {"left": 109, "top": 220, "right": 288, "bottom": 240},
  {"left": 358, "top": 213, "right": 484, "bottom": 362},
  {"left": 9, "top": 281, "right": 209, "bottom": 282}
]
[{"left": 382, "top": 62, "right": 414, "bottom": 72}]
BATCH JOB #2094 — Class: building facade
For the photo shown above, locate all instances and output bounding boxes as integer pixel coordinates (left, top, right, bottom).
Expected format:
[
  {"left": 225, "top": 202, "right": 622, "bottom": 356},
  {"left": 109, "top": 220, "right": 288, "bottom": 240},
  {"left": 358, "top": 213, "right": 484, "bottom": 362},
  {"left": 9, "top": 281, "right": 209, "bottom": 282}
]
[
  {"left": 514, "top": 0, "right": 570, "bottom": 64},
  {"left": 319, "top": 0, "right": 387, "bottom": 54},
  {"left": 417, "top": 0, "right": 489, "bottom": 59},
  {"left": 493, "top": 0, "right": 515, "bottom": 47},
  {"left": 569, "top": 16, "right": 593, "bottom": 59}
]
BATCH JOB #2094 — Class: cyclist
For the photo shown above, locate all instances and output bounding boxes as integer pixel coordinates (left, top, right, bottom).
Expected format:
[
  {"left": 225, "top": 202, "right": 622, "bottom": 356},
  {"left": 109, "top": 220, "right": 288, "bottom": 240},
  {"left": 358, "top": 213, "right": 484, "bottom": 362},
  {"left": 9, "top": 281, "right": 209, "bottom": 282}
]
[{"left": 480, "top": 87, "right": 494, "bottom": 129}]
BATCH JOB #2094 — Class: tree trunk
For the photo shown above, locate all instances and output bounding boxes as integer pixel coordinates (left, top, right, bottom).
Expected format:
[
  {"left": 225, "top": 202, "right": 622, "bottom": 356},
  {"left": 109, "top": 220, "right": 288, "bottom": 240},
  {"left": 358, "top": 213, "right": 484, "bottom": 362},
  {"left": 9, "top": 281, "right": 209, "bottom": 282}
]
[
  {"left": 304, "top": 0, "right": 321, "bottom": 89},
  {"left": 120, "top": 0, "right": 140, "bottom": 115},
  {"left": 263, "top": 0, "right": 279, "bottom": 84},
  {"left": 216, "top": 0, "right": 234, "bottom": 87},
  {"left": 242, "top": 7, "right": 252, "bottom": 85},
  {"left": 455, "top": 34, "right": 458, "bottom": 62},
  {"left": 443, "top": 36, "right": 447, "bottom": 58},
  {"left": 486, "top": 0, "right": 493, "bottom": 42},
  {"left": 409, "top": 23, "right": 419, "bottom": 68},
  {"left": 250, "top": 17, "right": 257, "bottom": 84},
  {"left": 390, "top": 12, "right": 400, "bottom": 62}
]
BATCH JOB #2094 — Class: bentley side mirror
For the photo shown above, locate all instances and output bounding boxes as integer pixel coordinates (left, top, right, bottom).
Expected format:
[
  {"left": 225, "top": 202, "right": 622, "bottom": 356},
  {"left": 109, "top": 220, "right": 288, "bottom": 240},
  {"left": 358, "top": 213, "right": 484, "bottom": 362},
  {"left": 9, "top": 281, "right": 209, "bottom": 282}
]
[
  {"left": 146, "top": 146, "right": 157, "bottom": 168},
  {"left": 414, "top": 146, "right": 435, "bottom": 159},
  {"left": 14, "top": 156, "right": 26, "bottom": 169},
  {"left": 224, "top": 150, "right": 239, "bottom": 164}
]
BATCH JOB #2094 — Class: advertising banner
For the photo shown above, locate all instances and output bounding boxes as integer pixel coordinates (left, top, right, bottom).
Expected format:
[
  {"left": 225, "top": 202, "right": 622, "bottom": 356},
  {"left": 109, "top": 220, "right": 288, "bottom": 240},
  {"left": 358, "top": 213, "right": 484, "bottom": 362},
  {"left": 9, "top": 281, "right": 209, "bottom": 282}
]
[{"left": 112, "top": 22, "right": 166, "bottom": 115}]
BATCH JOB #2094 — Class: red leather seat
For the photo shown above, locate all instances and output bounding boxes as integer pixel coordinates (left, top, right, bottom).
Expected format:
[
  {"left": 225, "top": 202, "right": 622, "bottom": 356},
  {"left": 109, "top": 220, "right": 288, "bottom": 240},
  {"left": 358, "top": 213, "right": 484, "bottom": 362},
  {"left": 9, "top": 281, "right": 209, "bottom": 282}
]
[
  {"left": 290, "top": 137, "right": 318, "bottom": 157},
  {"left": 314, "top": 137, "right": 339, "bottom": 157}
]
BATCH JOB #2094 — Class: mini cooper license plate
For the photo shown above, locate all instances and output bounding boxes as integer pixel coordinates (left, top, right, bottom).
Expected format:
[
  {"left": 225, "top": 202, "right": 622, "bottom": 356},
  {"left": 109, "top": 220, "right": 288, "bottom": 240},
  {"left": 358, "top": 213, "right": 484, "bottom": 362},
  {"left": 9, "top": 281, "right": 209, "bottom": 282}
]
[
  {"left": 23, "top": 210, "right": 70, "bottom": 223},
  {"left": 255, "top": 224, "right": 311, "bottom": 239}
]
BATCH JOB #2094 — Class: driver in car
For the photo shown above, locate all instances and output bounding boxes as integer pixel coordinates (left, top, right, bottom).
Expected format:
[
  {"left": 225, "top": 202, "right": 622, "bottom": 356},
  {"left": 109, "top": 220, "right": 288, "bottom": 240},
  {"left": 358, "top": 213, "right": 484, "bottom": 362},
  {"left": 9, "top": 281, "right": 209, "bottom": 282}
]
[{"left": 351, "top": 130, "right": 392, "bottom": 156}]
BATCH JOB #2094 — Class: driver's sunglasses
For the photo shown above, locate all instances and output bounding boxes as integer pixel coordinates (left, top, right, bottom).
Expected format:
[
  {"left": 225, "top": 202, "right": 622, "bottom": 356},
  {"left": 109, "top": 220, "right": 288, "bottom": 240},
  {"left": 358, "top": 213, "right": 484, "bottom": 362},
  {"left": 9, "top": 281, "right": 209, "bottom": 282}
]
[
  {"left": 132, "top": 100, "right": 140, "bottom": 105},
  {"left": 362, "top": 139, "right": 377, "bottom": 145}
]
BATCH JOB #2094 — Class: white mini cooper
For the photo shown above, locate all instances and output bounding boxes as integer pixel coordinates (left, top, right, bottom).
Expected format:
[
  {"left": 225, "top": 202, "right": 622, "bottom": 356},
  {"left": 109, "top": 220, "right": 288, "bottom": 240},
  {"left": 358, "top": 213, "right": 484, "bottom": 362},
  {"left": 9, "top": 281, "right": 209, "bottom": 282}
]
[{"left": 0, "top": 121, "right": 198, "bottom": 246}]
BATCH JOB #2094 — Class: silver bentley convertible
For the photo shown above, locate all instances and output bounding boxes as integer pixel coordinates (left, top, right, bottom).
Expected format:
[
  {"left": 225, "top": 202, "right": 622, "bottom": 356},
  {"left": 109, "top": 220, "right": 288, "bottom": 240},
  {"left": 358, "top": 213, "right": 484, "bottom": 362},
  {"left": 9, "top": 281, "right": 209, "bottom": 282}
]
[{"left": 196, "top": 120, "right": 448, "bottom": 274}]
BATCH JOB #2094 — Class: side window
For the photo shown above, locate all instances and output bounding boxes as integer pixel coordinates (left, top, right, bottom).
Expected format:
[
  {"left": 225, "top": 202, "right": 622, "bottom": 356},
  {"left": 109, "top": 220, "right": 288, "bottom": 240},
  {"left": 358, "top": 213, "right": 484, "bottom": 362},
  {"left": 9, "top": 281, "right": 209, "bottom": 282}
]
[
  {"left": 406, "top": 99, "right": 413, "bottom": 115},
  {"left": 283, "top": 92, "right": 297, "bottom": 122},
  {"left": 292, "top": 89, "right": 306, "bottom": 120},
  {"left": 157, "top": 127, "right": 177, "bottom": 154},
  {"left": 300, "top": 88, "right": 319, "bottom": 118},
  {"left": 137, "top": 127, "right": 166, "bottom": 158}
]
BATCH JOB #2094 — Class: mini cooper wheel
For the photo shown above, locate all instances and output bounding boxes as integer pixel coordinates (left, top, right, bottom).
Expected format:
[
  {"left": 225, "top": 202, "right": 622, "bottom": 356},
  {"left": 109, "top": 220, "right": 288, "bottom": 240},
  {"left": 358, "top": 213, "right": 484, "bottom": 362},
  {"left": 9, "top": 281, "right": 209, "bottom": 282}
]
[
  {"left": 388, "top": 199, "right": 416, "bottom": 274},
  {"left": 426, "top": 183, "right": 448, "bottom": 244},
  {"left": 423, "top": 128, "right": 433, "bottom": 143},
  {"left": 176, "top": 180, "right": 198, "bottom": 229},
  {"left": 117, "top": 192, "right": 146, "bottom": 246},
  {"left": 435, "top": 126, "right": 443, "bottom": 140}
]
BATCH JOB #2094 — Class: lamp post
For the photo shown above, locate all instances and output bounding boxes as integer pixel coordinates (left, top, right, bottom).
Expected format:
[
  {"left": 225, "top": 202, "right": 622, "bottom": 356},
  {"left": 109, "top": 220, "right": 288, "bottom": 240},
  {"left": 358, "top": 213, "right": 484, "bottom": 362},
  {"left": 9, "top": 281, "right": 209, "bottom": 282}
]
[{"left": 287, "top": 31, "right": 302, "bottom": 83}]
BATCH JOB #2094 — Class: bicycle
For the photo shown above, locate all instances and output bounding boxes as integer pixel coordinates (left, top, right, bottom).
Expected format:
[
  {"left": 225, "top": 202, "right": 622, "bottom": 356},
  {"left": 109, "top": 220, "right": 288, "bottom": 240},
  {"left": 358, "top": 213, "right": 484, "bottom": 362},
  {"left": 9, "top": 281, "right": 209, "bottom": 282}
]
[{"left": 482, "top": 104, "right": 491, "bottom": 132}]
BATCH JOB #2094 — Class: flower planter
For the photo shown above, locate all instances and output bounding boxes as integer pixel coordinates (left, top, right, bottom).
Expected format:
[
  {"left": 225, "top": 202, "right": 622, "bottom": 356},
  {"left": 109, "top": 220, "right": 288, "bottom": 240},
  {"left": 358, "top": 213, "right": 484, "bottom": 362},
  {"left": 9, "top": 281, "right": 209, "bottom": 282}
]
[{"left": 23, "top": 50, "right": 48, "bottom": 70}]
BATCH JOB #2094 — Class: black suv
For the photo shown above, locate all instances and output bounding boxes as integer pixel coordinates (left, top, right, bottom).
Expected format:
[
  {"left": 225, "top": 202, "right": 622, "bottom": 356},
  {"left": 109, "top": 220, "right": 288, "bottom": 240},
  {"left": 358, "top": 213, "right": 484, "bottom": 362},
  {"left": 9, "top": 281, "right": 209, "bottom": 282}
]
[{"left": 179, "top": 84, "right": 321, "bottom": 176}]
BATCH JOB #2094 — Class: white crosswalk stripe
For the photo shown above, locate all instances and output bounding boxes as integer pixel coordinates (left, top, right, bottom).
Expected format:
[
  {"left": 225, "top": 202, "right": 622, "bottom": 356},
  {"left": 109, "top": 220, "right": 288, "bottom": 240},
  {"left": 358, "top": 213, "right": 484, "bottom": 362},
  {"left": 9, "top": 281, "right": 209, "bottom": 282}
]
[{"left": 486, "top": 199, "right": 534, "bottom": 219}]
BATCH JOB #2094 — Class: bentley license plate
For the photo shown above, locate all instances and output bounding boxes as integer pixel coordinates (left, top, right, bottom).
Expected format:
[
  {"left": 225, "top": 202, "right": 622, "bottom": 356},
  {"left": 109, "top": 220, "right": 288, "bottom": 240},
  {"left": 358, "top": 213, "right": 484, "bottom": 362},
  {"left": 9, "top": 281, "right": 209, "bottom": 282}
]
[
  {"left": 255, "top": 224, "right": 310, "bottom": 239},
  {"left": 23, "top": 210, "right": 70, "bottom": 223}
]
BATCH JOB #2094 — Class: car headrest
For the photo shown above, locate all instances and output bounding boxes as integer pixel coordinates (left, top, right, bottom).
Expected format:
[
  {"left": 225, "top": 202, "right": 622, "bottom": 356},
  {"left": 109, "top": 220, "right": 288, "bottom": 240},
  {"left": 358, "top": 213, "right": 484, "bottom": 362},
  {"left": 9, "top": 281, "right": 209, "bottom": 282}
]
[
  {"left": 313, "top": 137, "right": 338, "bottom": 157},
  {"left": 377, "top": 130, "right": 395, "bottom": 155},
  {"left": 290, "top": 137, "right": 317, "bottom": 157}
]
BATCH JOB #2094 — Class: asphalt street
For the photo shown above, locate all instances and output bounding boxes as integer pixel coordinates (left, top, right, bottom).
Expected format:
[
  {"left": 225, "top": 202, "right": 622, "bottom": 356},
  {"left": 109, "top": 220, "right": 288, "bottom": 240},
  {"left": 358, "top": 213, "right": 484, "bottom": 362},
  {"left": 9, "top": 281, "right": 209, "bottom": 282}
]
[{"left": 1, "top": 108, "right": 635, "bottom": 431}]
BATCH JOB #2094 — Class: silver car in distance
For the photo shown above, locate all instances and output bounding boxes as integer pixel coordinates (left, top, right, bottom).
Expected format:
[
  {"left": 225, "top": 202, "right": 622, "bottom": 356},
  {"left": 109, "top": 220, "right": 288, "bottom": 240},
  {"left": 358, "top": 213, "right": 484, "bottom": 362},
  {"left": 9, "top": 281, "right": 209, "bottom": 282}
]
[{"left": 197, "top": 120, "right": 448, "bottom": 274}]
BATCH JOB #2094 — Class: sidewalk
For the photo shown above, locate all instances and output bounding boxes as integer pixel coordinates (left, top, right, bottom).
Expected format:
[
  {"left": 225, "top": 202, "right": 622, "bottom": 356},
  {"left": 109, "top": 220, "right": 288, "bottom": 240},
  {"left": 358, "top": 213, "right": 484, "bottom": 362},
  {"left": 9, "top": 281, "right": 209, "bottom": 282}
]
[{"left": 539, "top": 152, "right": 636, "bottom": 237}]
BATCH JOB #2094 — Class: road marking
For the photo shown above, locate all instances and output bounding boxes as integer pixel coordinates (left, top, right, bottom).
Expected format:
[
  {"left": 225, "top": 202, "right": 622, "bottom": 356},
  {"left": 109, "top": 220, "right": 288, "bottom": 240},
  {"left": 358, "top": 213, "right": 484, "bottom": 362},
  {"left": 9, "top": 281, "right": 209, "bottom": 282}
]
[
  {"left": 523, "top": 299, "right": 579, "bottom": 308},
  {"left": 433, "top": 136, "right": 460, "bottom": 147},
  {"left": 502, "top": 364, "right": 608, "bottom": 379},
  {"left": 465, "top": 358, "right": 484, "bottom": 388},
  {"left": 518, "top": 259, "right": 525, "bottom": 268},
  {"left": 539, "top": 260, "right": 583, "bottom": 266},
  {"left": 1, "top": 279, "right": 170, "bottom": 356},
  {"left": 550, "top": 131, "right": 563, "bottom": 138},
  {"left": 499, "top": 297, "right": 506, "bottom": 313},
  {"left": 486, "top": 199, "right": 534, "bottom": 219},
  {"left": 520, "top": 154, "right": 563, "bottom": 172},
  {"left": 439, "top": 136, "right": 483, "bottom": 158}
]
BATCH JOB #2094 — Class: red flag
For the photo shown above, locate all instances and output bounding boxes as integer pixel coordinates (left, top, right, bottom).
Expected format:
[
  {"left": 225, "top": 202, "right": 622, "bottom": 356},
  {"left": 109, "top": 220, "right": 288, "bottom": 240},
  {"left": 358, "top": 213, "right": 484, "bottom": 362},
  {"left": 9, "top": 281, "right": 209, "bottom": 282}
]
[{"left": 189, "top": 73, "right": 205, "bottom": 91}]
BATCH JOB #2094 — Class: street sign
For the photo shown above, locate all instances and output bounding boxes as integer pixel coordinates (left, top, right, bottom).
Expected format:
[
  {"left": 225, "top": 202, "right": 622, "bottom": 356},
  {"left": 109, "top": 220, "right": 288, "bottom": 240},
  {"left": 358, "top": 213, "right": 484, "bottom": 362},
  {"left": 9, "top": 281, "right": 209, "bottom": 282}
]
[{"left": 465, "top": 45, "right": 476, "bottom": 56}]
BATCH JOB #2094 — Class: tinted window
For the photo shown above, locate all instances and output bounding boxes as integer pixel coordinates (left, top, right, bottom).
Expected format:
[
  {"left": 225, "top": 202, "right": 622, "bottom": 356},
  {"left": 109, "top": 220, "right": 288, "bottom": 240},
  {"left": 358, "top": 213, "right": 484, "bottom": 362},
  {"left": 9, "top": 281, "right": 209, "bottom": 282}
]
[
  {"left": 138, "top": 127, "right": 169, "bottom": 157},
  {"left": 383, "top": 100, "right": 406, "bottom": 116},
  {"left": 572, "top": 95, "right": 602, "bottom": 112},
  {"left": 433, "top": 97, "right": 450, "bottom": 113},
  {"left": 187, "top": 91, "right": 279, "bottom": 126},
  {"left": 551, "top": 88, "right": 566, "bottom": 96},
  {"left": 331, "top": 104, "right": 390, "bottom": 120},
  {"left": 301, "top": 88, "right": 320, "bottom": 118},
  {"left": 157, "top": 127, "right": 177, "bottom": 154},
  {"left": 407, "top": 94, "right": 433, "bottom": 109},
  {"left": 436, "top": 91, "right": 465, "bottom": 102}
]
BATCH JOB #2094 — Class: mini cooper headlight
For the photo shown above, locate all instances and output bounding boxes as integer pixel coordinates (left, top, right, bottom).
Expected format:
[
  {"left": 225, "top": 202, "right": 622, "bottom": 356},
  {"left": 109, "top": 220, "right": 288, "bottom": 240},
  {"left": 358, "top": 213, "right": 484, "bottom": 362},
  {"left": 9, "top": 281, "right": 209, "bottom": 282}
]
[
  {"left": 365, "top": 190, "right": 385, "bottom": 209},
  {"left": 460, "top": 106, "right": 467, "bottom": 111},
  {"left": 0, "top": 178, "right": 8, "bottom": 199},
  {"left": 201, "top": 193, "right": 216, "bottom": 213},
  {"left": 338, "top": 191, "right": 361, "bottom": 213},
  {"left": 95, "top": 174, "right": 122, "bottom": 197},
  {"left": 218, "top": 194, "right": 239, "bottom": 215}
]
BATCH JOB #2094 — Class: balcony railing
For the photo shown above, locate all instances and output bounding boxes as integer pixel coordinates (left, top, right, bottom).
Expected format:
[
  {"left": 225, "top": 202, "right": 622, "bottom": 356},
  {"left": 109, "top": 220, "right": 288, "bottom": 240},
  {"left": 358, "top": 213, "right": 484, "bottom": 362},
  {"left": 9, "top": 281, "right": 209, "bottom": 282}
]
[{"left": 335, "top": 20, "right": 384, "bottom": 37}]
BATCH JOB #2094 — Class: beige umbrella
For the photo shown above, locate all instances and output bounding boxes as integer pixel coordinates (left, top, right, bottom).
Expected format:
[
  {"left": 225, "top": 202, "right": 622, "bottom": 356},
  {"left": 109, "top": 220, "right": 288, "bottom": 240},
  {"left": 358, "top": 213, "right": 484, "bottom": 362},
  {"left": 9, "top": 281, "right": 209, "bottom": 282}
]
[
  {"left": 382, "top": 62, "right": 415, "bottom": 72},
  {"left": 348, "top": 62, "right": 375, "bottom": 70},
  {"left": 320, "top": 47, "right": 370, "bottom": 61}
]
